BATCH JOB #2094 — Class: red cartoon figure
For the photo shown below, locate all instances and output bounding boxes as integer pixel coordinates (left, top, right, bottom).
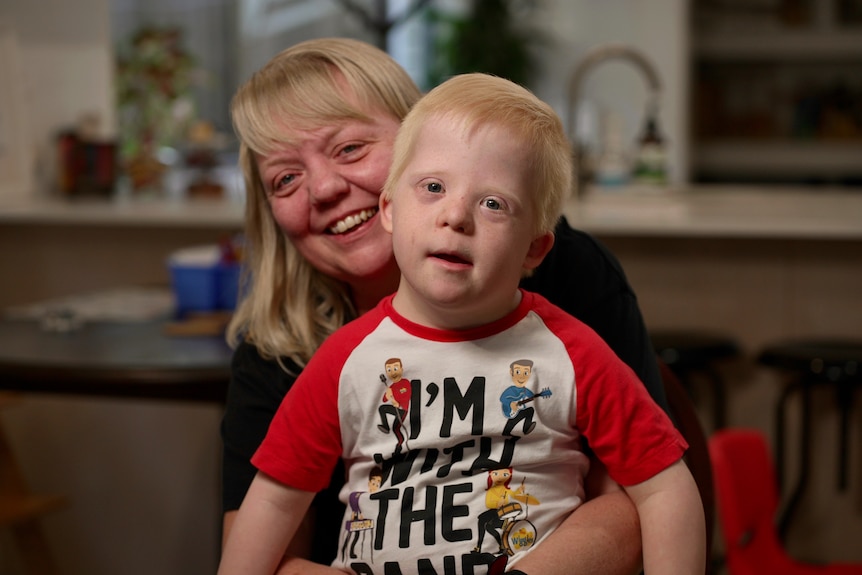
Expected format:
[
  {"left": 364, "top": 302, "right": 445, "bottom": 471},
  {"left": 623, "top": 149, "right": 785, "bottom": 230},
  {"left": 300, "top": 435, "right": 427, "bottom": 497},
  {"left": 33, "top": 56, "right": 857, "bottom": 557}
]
[{"left": 377, "top": 357, "right": 411, "bottom": 453}]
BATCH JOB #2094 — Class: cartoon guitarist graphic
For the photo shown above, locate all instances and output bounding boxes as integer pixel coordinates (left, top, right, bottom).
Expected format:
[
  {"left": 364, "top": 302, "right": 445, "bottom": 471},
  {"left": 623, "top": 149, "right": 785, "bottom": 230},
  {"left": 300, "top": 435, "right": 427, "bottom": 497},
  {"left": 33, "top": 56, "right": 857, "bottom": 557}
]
[{"left": 499, "top": 359, "right": 552, "bottom": 436}]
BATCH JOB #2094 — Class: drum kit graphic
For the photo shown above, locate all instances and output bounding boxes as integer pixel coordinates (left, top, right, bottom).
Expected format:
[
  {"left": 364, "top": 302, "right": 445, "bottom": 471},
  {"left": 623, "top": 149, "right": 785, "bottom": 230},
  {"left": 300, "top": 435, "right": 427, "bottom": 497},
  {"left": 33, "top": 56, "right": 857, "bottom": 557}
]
[{"left": 496, "top": 481, "right": 540, "bottom": 556}]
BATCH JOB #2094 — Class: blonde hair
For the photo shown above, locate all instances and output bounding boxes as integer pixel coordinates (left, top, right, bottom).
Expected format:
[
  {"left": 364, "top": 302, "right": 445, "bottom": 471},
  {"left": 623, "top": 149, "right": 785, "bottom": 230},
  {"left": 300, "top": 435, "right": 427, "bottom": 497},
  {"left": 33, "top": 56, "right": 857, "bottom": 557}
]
[
  {"left": 227, "top": 38, "right": 422, "bottom": 367},
  {"left": 384, "top": 73, "right": 572, "bottom": 235}
]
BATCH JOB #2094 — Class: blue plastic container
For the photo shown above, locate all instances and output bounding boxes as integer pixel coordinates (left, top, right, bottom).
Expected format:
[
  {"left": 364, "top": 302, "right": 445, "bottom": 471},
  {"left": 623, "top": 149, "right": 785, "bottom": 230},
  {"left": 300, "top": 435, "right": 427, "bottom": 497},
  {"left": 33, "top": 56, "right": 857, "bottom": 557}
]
[
  {"left": 168, "top": 245, "right": 242, "bottom": 316},
  {"left": 169, "top": 264, "right": 218, "bottom": 315},
  {"left": 216, "top": 262, "right": 242, "bottom": 310}
]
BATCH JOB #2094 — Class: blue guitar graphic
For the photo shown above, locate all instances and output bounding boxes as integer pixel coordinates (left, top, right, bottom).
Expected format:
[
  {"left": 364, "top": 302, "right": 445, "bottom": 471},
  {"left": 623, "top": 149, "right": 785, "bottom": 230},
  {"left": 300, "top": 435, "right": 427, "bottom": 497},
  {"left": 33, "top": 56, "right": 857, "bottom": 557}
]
[{"left": 509, "top": 387, "right": 552, "bottom": 417}]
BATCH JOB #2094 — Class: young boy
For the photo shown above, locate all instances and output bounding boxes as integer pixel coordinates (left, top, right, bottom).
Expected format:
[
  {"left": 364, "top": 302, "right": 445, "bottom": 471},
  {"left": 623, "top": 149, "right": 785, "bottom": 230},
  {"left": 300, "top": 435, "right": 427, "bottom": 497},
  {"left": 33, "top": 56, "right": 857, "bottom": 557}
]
[{"left": 218, "top": 73, "right": 705, "bottom": 575}]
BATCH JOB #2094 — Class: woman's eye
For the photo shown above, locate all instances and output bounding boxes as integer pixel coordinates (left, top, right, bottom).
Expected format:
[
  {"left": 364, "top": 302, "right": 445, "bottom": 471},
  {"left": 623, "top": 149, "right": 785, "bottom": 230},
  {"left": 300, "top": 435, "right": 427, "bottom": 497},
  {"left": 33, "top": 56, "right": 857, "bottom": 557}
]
[
  {"left": 338, "top": 143, "right": 362, "bottom": 158},
  {"left": 424, "top": 181, "right": 443, "bottom": 193},
  {"left": 271, "top": 173, "right": 296, "bottom": 196}
]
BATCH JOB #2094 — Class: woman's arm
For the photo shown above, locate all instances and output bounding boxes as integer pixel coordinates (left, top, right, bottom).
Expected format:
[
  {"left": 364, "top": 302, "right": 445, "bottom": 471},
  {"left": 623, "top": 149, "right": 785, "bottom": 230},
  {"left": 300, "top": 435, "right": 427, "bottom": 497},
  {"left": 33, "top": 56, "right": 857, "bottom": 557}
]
[
  {"left": 515, "top": 456, "right": 642, "bottom": 575},
  {"left": 516, "top": 489, "right": 643, "bottom": 575}
]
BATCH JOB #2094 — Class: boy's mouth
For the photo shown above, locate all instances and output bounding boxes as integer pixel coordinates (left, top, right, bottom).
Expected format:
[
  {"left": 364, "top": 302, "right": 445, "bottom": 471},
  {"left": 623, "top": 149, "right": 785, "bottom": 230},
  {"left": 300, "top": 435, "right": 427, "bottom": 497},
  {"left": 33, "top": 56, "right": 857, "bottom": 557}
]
[
  {"left": 432, "top": 252, "right": 472, "bottom": 266},
  {"left": 328, "top": 208, "right": 377, "bottom": 235}
]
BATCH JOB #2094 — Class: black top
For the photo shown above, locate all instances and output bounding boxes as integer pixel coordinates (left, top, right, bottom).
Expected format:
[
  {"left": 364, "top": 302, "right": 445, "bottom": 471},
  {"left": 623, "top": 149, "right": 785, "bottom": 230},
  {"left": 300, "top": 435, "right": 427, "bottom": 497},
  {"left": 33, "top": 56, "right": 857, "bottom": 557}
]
[{"left": 220, "top": 217, "right": 666, "bottom": 563}]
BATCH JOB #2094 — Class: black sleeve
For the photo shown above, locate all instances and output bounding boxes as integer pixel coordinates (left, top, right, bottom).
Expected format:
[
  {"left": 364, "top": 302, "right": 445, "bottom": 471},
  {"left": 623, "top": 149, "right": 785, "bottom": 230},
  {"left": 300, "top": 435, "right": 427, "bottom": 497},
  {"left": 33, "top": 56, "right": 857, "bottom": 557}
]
[
  {"left": 521, "top": 217, "right": 668, "bottom": 414},
  {"left": 220, "top": 341, "right": 345, "bottom": 564},
  {"left": 220, "top": 341, "right": 296, "bottom": 513}
]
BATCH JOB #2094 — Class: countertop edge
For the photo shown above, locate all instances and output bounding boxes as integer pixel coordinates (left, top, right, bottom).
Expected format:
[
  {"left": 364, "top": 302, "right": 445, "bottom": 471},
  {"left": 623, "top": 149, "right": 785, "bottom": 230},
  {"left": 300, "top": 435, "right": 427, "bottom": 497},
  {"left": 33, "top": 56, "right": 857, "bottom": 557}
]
[{"left": 2, "top": 185, "right": 861, "bottom": 239}]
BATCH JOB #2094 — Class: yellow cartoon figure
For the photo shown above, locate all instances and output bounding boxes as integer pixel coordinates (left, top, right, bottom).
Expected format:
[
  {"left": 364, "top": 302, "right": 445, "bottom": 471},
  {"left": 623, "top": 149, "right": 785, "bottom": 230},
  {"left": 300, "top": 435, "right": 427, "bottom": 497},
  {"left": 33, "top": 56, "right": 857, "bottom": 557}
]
[{"left": 473, "top": 467, "right": 540, "bottom": 559}]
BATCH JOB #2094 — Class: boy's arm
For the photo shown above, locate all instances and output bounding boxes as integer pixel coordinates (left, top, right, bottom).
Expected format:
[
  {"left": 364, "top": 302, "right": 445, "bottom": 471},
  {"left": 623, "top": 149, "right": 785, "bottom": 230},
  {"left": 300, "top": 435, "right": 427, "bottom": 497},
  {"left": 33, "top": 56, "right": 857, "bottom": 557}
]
[
  {"left": 625, "top": 459, "right": 706, "bottom": 575},
  {"left": 219, "top": 472, "right": 316, "bottom": 575}
]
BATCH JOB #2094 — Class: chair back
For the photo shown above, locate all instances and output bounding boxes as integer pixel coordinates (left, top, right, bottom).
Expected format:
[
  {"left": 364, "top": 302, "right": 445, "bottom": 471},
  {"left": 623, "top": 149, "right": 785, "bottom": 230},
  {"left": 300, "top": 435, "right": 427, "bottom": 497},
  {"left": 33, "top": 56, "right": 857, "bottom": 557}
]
[{"left": 709, "top": 428, "right": 793, "bottom": 575}]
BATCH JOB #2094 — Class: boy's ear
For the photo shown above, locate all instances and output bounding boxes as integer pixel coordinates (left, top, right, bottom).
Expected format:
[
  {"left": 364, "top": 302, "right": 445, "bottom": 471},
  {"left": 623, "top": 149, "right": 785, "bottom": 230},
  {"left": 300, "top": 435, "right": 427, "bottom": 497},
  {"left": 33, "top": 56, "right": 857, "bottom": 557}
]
[
  {"left": 523, "top": 232, "right": 555, "bottom": 272},
  {"left": 379, "top": 193, "right": 394, "bottom": 233}
]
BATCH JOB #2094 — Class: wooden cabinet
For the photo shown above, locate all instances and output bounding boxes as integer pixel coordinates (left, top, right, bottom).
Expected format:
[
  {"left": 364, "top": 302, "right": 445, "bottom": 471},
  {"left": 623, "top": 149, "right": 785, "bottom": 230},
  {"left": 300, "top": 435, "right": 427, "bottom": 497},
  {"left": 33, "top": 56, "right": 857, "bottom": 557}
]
[{"left": 690, "top": 0, "right": 862, "bottom": 184}]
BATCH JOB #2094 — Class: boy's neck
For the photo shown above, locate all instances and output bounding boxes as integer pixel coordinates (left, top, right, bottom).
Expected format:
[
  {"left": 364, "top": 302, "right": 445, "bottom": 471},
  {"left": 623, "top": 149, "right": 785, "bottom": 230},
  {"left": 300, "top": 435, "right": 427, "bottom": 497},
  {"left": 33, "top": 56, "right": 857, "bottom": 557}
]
[{"left": 390, "top": 286, "right": 523, "bottom": 331}]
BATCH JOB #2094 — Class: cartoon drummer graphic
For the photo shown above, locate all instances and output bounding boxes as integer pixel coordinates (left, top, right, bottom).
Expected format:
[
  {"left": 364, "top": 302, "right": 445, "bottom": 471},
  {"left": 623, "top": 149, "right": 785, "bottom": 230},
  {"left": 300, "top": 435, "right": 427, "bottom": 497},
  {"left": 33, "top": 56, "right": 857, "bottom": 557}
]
[{"left": 473, "top": 467, "right": 541, "bottom": 558}]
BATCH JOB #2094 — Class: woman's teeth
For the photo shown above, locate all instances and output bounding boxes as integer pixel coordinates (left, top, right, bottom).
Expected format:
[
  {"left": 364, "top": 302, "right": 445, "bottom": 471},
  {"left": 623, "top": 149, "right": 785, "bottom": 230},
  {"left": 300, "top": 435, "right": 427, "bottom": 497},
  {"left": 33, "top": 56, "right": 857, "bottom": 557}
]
[{"left": 329, "top": 208, "right": 377, "bottom": 235}]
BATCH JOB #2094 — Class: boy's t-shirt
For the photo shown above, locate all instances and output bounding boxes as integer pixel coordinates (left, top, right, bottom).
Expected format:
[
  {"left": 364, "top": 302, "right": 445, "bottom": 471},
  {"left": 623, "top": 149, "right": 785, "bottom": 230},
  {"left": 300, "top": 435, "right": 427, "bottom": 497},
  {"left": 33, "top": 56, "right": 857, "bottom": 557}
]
[{"left": 253, "top": 289, "right": 685, "bottom": 574}]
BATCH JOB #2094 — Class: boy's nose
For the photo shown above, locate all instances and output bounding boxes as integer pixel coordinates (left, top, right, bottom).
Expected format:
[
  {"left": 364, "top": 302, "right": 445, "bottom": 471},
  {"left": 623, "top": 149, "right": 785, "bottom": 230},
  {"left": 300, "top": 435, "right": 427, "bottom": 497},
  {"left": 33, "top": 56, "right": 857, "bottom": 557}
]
[{"left": 437, "top": 194, "right": 473, "bottom": 233}]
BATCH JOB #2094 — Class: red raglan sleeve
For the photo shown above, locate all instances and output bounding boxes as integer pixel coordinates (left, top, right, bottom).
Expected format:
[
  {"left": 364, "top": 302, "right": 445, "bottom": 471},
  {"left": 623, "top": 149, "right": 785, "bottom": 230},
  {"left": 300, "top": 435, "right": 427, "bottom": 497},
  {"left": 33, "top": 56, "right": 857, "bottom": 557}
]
[
  {"left": 575, "top": 345, "right": 687, "bottom": 487},
  {"left": 251, "top": 339, "right": 347, "bottom": 493},
  {"left": 536, "top": 294, "right": 687, "bottom": 487}
]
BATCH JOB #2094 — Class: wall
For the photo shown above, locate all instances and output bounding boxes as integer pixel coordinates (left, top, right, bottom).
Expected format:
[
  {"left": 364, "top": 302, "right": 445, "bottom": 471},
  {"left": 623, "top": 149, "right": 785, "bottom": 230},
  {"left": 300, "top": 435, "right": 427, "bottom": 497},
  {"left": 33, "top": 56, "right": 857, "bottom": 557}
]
[{"left": 0, "top": 0, "right": 116, "bottom": 195}]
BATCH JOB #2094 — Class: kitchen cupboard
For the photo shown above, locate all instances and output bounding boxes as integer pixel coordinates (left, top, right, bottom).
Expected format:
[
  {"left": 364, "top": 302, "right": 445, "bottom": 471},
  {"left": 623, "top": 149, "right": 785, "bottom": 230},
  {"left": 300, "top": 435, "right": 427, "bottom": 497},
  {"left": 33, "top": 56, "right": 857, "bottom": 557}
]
[{"left": 690, "top": 0, "right": 862, "bottom": 184}]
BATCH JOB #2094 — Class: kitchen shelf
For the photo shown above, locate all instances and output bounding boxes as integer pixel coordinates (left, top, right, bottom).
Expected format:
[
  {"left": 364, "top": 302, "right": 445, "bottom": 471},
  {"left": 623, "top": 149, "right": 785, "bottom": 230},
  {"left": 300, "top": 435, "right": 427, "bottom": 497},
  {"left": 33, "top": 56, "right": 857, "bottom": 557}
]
[
  {"left": 694, "top": 30, "right": 862, "bottom": 61},
  {"left": 693, "top": 141, "right": 862, "bottom": 179},
  {"left": 690, "top": 0, "right": 862, "bottom": 184}
]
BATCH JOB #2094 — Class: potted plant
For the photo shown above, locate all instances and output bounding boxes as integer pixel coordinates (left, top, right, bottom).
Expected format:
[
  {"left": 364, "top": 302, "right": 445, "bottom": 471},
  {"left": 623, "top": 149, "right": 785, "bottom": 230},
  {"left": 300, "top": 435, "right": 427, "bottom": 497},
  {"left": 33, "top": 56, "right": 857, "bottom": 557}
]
[{"left": 427, "top": 0, "right": 545, "bottom": 89}]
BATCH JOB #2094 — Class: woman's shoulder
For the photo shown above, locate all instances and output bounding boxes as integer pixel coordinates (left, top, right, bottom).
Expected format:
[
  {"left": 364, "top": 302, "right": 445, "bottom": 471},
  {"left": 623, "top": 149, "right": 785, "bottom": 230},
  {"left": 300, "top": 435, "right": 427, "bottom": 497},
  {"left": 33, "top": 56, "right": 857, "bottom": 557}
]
[
  {"left": 521, "top": 216, "right": 634, "bottom": 312},
  {"left": 231, "top": 339, "right": 300, "bottom": 399}
]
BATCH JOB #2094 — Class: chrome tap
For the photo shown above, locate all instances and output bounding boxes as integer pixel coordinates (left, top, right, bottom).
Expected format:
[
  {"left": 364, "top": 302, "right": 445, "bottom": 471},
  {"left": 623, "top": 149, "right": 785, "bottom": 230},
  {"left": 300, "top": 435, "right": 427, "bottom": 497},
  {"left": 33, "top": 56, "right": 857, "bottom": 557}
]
[{"left": 567, "top": 43, "right": 663, "bottom": 197}]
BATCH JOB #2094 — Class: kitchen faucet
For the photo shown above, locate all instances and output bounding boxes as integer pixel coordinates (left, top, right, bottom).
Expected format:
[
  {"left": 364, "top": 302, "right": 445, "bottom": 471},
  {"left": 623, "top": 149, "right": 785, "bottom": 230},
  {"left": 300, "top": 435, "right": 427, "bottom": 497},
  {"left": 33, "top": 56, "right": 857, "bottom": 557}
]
[{"left": 567, "top": 43, "right": 663, "bottom": 197}]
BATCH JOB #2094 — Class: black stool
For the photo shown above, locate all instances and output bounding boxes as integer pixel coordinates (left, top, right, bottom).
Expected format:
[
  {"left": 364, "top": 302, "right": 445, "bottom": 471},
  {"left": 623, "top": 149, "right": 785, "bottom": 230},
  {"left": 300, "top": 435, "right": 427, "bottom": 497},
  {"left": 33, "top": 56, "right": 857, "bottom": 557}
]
[
  {"left": 757, "top": 339, "right": 862, "bottom": 540},
  {"left": 650, "top": 330, "right": 741, "bottom": 431}
]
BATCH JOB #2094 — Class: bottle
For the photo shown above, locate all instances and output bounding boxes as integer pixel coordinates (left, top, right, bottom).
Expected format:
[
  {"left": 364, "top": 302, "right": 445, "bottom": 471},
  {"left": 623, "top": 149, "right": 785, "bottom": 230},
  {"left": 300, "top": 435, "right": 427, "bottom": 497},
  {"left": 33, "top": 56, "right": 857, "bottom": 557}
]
[
  {"left": 594, "top": 111, "right": 630, "bottom": 187},
  {"left": 632, "top": 114, "right": 668, "bottom": 186}
]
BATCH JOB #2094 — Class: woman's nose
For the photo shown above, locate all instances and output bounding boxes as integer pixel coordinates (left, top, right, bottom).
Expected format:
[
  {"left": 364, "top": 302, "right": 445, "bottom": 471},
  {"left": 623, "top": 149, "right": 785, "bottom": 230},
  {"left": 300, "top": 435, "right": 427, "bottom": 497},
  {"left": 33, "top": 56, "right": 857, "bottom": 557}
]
[{"left": 307, "top": 165, "right": 349, "bottom": 206}]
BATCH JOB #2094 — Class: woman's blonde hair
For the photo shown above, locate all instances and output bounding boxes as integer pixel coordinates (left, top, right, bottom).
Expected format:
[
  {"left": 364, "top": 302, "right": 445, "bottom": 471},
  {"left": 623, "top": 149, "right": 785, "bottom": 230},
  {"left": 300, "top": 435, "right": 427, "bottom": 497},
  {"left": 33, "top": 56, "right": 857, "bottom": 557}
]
[
  {"left": 227, "top": 38, "right": 421, "bottom": 368},
  {"left": 384, "top": 73, "right": 572, "bottom": 235}
]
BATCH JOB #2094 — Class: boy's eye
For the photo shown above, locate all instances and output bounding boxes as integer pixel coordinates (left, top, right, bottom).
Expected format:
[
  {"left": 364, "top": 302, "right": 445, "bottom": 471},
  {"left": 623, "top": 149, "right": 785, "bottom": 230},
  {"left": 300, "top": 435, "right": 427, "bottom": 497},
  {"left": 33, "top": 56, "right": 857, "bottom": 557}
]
[
  {"left": 482, "top": 197, "right": 503, "bottom": 210},
  {"left": 425, "top": 181, "right": 443, "bottom": 193}
]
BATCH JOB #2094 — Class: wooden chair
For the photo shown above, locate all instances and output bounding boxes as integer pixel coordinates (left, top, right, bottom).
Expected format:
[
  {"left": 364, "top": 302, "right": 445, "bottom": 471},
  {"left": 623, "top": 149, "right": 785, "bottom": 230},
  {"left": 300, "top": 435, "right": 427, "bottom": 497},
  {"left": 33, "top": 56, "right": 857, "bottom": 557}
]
[
  {"left": 0, "top": 393, "right": 65, "bottom": 574},
  {"left": 709, "top": 428, "right": 862, "bottom": 575},
  {"left": 659, "top": 359, "right": 716, "bottom": 573}
]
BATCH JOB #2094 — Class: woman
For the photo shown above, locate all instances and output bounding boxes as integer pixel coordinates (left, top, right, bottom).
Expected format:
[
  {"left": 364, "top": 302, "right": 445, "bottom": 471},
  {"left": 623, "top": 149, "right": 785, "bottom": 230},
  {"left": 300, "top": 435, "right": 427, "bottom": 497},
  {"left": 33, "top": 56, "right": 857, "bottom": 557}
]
[{"left": 222, "top": 37, "right": 666, "bottom": 575}]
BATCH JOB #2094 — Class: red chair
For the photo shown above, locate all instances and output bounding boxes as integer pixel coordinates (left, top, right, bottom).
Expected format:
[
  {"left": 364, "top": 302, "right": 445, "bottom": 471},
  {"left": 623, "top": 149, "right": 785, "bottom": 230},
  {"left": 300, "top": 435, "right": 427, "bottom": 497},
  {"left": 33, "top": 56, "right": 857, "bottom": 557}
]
[{"left": 708, "top": 428, "right": 862, "bottom": 575}]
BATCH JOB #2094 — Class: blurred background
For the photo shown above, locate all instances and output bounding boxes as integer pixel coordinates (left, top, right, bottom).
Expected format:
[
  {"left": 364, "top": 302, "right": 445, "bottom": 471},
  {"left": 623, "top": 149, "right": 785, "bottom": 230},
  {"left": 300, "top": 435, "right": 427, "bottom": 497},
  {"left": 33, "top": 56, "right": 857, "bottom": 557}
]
[{"left": 0, "top": 1, "right": 860, "bottom": 574}]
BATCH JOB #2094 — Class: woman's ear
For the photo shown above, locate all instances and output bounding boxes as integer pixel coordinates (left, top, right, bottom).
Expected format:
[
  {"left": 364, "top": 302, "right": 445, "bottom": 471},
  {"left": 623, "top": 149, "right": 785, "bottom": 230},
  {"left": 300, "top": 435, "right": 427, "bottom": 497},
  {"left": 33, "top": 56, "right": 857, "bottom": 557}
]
[
  {"left": 523, "top": 232, "right": 555, "bottom": 272},
  {"left": 379, "top": 193, "right": 394, "bottom": 233}
]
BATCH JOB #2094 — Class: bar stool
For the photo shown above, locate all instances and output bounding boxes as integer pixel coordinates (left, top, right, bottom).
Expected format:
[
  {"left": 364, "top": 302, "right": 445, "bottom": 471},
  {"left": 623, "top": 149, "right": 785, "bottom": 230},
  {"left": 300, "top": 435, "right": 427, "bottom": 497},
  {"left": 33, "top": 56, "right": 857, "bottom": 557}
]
[
  {"left": 0, "top": 393, "right": 65, "bottom": 574},
  {"left": 650, "top": 330, "right": 741, "bottom": 431},
  {"left": 757, "top": 339, "right": 862, "bottom": 541}
]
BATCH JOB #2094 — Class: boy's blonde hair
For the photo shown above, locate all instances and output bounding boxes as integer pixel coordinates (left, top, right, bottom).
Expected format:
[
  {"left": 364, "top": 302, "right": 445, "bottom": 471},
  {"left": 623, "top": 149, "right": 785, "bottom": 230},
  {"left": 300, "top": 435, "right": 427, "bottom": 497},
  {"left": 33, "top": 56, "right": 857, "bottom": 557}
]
[
  {"left": 227, "top": 38, "right": 421, "bottom": 367},
  {"left": 384, "top": 73, "right": 572, "bottom": 234}
]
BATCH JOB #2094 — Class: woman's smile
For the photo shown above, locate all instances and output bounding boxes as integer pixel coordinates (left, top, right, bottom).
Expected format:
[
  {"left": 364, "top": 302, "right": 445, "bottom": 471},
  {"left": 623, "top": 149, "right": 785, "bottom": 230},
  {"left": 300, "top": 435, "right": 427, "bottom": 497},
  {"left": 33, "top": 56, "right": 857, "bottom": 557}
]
[{"left": 328, "top": 207, "right": 379, "bottom": 235}]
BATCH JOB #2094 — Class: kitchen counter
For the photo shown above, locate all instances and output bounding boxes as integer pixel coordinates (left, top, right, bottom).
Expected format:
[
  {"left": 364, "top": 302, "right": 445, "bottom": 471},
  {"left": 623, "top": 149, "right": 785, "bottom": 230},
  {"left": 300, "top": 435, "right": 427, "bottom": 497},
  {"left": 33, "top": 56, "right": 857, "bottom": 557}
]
[
  {"left": 0, "top": 193, "right": 245, "bottom": 228},
  {"left": 565, "top": 184, "right": 862, "bottom": 240},
  {"left": 2, "top": 184, "right": 860, "bottom": 238}
]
